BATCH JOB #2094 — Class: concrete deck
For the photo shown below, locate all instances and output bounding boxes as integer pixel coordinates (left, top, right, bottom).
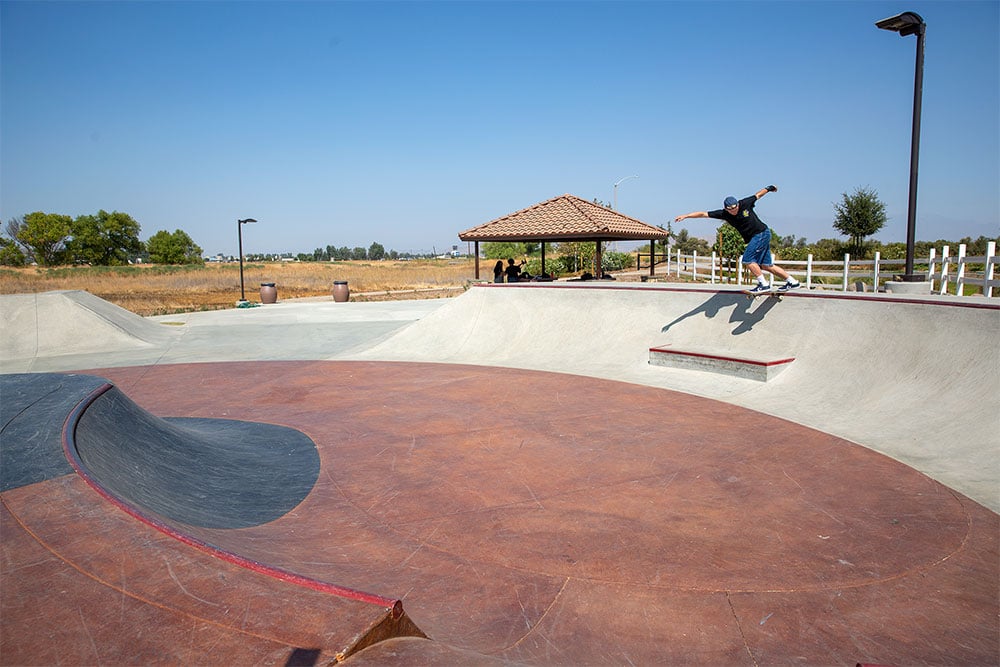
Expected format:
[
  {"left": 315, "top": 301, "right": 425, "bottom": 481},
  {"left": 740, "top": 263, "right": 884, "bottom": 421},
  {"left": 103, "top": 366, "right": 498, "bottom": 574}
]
[{"left": 1, "top": 285, "right": 997, "bottom": 665}]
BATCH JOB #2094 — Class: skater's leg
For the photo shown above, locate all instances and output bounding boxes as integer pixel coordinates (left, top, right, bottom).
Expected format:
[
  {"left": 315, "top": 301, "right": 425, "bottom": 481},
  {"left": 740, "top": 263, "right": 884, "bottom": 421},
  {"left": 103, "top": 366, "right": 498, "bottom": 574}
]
[
  {"left": 764, "top": 264, "right": 801, "bottom": 289},
  {"left": 763, "top": 264, "right": 791, "bottom": 281}
]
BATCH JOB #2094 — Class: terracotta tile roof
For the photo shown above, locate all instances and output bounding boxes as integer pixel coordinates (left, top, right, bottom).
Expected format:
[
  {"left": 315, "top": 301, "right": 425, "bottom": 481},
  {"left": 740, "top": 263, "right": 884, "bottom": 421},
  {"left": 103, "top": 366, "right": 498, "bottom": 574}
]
[{"left": 459, "top": 194, "right": 668, "bottom": 242}]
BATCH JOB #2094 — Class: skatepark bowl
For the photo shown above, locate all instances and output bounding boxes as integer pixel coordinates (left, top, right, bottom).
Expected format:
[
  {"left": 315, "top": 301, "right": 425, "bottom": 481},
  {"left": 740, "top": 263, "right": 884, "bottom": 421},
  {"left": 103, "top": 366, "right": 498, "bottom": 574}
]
[{"left": 1, "top": 283, "right": 997, "bottom": 666}]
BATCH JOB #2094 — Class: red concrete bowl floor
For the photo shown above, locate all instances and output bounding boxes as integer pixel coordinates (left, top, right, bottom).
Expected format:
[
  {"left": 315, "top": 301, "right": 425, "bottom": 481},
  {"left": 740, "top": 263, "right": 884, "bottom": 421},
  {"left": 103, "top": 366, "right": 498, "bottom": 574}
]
[{"left": 1, "top": 360, "right": 996, "bottom": 666}]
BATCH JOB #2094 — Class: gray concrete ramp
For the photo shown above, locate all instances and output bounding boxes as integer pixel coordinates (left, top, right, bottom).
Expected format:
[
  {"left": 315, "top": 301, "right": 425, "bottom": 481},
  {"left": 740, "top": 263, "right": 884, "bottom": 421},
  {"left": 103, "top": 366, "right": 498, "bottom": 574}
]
[
  {"left": 353, "top": 283, "right": 1000, "bottom": 511},
  {"left": 0, "top": 290, "right": 178, "bottom": 362},
  {"left": 0, "top": 291, "right": 445, "bottom": 372}
]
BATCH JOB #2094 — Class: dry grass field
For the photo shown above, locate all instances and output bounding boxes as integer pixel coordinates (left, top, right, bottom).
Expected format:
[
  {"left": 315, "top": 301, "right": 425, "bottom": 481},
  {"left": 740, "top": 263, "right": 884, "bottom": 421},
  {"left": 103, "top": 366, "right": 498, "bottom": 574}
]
[{"left": 0, "top": 259, "right": 477, "bottom": 316}]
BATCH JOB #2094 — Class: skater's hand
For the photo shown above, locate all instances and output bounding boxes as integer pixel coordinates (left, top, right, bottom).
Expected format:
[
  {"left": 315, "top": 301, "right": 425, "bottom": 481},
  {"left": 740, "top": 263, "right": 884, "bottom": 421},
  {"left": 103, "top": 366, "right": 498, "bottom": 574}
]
[{"left": 766, "top": 184, "right": 778, "bottom": 192}]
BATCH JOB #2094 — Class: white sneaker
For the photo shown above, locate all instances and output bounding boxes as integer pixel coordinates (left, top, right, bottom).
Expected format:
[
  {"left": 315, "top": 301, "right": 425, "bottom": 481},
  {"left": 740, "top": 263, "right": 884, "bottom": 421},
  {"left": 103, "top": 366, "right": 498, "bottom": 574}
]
[
  {"left": 748, "top": 282, "right": 772, "bottom": 293},
  {"left": 778, "top": 281, "right": 801, "bottom": 292}
]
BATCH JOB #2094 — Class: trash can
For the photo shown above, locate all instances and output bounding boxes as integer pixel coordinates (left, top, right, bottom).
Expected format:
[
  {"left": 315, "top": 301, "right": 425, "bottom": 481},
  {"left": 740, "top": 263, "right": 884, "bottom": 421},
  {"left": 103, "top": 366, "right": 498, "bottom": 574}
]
[
  {"left": 332, "top": 280, "right": 350, "bottom": 303},
  {"left": 260, "top": 282, "right": 277, "bottom": 304}
]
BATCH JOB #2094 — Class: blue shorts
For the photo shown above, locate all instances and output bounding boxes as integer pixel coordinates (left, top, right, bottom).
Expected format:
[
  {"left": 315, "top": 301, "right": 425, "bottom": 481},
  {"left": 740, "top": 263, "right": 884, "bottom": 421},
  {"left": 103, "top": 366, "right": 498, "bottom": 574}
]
[{"left": 742, "top": 229, "right": 773, "bottom": 267}]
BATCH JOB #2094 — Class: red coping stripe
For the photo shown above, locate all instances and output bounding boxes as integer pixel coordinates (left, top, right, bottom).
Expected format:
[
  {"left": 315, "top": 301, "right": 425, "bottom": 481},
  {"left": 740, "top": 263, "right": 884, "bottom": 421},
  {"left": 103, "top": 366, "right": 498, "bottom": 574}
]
[
  {"left": 649, "top": 347, "right": 795, "bottom": 368},
  {"left": 61, "top": 382, "right": 402, "bottom": 616}
]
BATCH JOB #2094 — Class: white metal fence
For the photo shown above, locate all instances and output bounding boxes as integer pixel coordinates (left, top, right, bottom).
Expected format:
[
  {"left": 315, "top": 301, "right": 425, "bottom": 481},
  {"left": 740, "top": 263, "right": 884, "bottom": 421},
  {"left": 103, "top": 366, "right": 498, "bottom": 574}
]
[{"left": 638, "top": 241, "right": 998, "bottom": 297}]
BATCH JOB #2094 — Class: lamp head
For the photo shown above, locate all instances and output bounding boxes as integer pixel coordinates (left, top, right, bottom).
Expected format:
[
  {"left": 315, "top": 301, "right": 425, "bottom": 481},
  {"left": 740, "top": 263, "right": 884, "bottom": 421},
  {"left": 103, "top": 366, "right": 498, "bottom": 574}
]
[
  {"left": 876, "top": 11, "right": 925, "bottom": 36},
  {"left": 238, "top": 218, "right": 257, "bottom": 224}
]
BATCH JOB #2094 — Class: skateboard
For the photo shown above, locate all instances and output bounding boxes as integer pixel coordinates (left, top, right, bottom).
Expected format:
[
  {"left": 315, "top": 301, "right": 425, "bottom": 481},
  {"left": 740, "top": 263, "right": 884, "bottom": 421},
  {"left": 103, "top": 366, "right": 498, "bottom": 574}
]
[{"left": 741, "top": 288, "right": 783, "bottom": 301}]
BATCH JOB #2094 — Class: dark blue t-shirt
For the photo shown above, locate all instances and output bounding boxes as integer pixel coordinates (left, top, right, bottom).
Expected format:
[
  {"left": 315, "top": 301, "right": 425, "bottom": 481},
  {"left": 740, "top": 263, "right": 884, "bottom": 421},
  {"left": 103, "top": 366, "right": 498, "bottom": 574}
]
[{"left": 707, "top": 196, "right": 768, "bottom": 242}]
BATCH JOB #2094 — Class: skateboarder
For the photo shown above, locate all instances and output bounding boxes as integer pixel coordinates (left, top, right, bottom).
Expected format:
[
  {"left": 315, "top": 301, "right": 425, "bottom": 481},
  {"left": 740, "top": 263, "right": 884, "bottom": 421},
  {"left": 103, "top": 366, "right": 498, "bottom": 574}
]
[{"left": 674, "top": 185, "right": 801, "bottom": 293}]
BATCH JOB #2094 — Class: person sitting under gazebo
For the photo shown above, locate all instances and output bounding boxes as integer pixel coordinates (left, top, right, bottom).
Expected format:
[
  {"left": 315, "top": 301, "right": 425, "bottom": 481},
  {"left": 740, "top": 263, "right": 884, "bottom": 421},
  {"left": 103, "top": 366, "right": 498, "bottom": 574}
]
[{"left": 504, "top": 258, "right": 525, "bottom": 283}]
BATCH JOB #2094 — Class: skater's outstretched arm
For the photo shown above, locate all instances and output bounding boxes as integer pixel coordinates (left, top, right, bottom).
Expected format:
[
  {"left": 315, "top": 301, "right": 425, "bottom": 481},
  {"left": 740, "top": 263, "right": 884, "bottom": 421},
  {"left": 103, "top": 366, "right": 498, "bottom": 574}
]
[
  {"left": 674, "top": 210, "right": 709, "bottom": 222},
  {"left": 754, "top": 184, "right": 778, "bottom": 200}
]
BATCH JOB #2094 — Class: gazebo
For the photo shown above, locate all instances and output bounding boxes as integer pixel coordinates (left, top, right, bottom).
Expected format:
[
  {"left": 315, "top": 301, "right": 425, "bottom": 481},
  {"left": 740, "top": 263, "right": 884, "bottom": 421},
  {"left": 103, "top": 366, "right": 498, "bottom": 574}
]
[{"left": 459, "top": 194, "right": 670, "bottom": 280}]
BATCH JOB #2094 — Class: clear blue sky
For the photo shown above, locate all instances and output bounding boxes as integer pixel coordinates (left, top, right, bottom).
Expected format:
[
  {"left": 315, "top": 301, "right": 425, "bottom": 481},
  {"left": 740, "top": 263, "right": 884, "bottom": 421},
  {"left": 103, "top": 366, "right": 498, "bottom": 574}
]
[{"left": 2, "top": 1, "right": 997, "bottom": 257}]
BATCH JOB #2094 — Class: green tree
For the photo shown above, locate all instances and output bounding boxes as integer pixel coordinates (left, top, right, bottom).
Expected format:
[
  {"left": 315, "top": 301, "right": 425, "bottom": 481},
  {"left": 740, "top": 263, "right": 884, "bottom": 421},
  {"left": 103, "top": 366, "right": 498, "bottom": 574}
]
[
  {"left": 770, "top": 232, "right": 812, "bottom": 261},
  {"left": 962, "top": 235, "right": 1000, "bottom": 256},
  {"left": 601, "top": 250, "right": 634, "bottom": 272},
  {"left": 554, "top": 241, "right": 594, "bottom": 273},
  {"left": 713, "top": 224, "right": 745, "bottom": 260},
  {"left": 67, "top": 210, "right": 143, "bottom": 265},
  {"left": 0, "top": 237, "right": 26, "bottom": 266},
  {"left": 17, "top": 211, "right": 72, "bottom": 265},
  {"left": 146, "top": 229, "right": 203, "bottom": 264},
  {"left": 833, "top": 186, "right": 887, "bottom": 259},
  {"left": 482, "top": 241, "right": 529, "bottom": 260},
  {"left": 772, "top": 233, "right": 807, "bottom": 249},
  {"left": 368, "top": 242, "right": 386, "bottom": 260},
  {"left": 673, "top": 229, "right": 711, "bottom": 255},
  {"left": 2, "top": 217, "right": 28, "bottom": 265},
  {"left": 811, "top": 237, "right": 849, "bottom": 261},
  {"left": 327, "top": 246, "right": 348, "bottom": 260},
  {"left": 712, "top": 224, "right": 745, "bottom": 282}
]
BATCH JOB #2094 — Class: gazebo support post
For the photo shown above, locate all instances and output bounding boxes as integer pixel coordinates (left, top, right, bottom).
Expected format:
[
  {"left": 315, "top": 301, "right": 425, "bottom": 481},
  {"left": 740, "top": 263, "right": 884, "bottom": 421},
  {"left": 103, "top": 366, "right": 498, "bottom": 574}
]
[
  {"left": 541, "top": 242, "right": 546, "bottom": 278},
  {"left": 473, "top": 242, "right": 480, "bottom": 280},
  {"left": 650, "top": 238, "right": 656, "bottom": 277},
  {"left": 595, "top": 241, "right": 603, "bottom": 279}
]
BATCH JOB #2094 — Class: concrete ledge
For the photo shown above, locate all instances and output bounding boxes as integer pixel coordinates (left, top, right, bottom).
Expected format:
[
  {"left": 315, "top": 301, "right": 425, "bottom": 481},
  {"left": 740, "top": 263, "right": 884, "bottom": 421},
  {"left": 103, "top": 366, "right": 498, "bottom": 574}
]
[
  {"left": 649, "top": 346, "right": 795, "bottom": 382},
  {"left": 885, "top": 280, "right": 933, "bottom": 295}
]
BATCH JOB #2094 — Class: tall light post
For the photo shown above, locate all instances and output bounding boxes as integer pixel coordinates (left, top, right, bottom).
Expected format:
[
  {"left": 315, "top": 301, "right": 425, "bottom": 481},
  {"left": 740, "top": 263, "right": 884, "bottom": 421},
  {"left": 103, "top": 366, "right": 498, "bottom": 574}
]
[
  {"left": 876, "top": 11, "right": 926, "bottom": 282},
  {"left": 237, "top": 218, "right": 257, "bottom": 301},
  {"left": 613, "top": 174, "right": 639, "bottom": 210}
]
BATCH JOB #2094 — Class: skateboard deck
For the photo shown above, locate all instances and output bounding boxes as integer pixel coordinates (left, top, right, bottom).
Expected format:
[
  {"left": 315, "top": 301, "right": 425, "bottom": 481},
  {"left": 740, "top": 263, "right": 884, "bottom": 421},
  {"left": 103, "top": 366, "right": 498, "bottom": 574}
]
[{"left": 741, "top": 289, "right": 783, "bottom": 301}]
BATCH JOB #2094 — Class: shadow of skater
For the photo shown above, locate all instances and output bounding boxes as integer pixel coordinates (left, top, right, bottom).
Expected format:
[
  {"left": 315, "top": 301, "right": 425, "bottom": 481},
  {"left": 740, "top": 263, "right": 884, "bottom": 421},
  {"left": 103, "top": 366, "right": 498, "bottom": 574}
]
[
  {"left": 730, "top": 294, "right": 780, "bottom": 334},
  {"left": 285, "top": 648, "right": 321, "bottom": 666},
  {"left": 661, "top": 292, "right": 780, "bottom": 336}
]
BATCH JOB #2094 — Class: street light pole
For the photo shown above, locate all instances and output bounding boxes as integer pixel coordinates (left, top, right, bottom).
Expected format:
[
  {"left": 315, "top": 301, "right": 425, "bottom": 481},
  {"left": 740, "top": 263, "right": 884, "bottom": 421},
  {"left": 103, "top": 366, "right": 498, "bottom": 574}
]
[
  {"left": 876, "top": 11, "right": 926, "bottom": 281},
  {"left": 237, "top": 218, "right": 257, "bottom": 301},
  {"left": 613, "top": 175, "right": 639, "bottom": 210}
]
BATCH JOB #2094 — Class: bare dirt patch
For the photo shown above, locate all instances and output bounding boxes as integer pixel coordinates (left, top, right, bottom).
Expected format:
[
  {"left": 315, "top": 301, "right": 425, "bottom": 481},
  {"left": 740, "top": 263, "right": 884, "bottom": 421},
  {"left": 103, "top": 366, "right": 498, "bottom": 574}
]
[{"left": 0, "top": 260, "right": 476, "bottom": 316}]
